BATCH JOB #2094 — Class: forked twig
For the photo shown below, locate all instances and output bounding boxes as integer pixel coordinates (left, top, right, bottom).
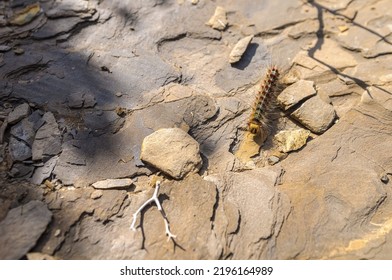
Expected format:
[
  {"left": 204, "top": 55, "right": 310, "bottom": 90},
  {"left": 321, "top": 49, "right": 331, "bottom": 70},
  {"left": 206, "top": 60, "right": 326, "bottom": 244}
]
[{"left": 130, "top": 181, "right": 176, "bottom": 241}]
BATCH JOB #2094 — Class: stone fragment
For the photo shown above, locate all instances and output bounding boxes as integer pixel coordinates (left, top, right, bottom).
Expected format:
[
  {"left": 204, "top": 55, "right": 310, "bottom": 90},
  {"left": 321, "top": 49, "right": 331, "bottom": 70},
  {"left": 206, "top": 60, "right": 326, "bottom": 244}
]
[
  {"left": 140, "top": 128, "right": 202, "bottom": 179},
  {"left": 68, "top": 92, "right": 84, "bottom": 108},
  {"left": 83, "top": 93, "right": 97, "bottom": 108},
  {"left": 0, "top": 201, "right": 52, "bottom": 260},
  {"left": 26, "top": 252, "right": 57, "bottom": 260},
  {"left": 291, "top": 95, "right": 336, "bottom": 134},
  {"left": 206, "top": 6, "right": 227, "bottom": 30},
  {"left": 7, "top": 103, "right": 30, "bottom": 125},
  {"left": 10, "top": 118, "right": 36, "bottom": 146},
  {"left": 274, "top": 129, "right": 311, "bottom": 153},
  {"left": 92, "top": 178, "right": 133, "bottom": 189},
  {"left": 0, "top": 119, "right": 7, "bottom": 144},
  {"left": 229, "top": 35, "right": 254, "bottom": 64},
  {"left": 91, "top": 190, "right": 103, "bottom": 199},
  {"left": 9, "top": 136, "right": 32, "bottom": 161},
  {"left": 277, "top": 80, "right": 316, "bottom": 110},
  {"left": 33, "top": 17, "right": 83, "bottom": 39},
  {"left": 31, "top": 156, "right": 59, "bottom": 185},
  {"left": 9, "top": 3, "right": 41, "bottom": 26},
  {"left": 0, "top": 45, "right": 11, "bottom": 52},
  {"left": 32, "top": 112, "right": 62, "bottom": 161},
  {"left": 9, "top": 163, "right": 35, "bottom": 178}
]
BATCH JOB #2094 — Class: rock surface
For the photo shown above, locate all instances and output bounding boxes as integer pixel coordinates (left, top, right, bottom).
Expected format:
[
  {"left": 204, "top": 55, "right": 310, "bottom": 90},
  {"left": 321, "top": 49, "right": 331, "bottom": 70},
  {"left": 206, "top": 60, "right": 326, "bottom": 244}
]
[
  {"left": 0, "top": 0, "right": 391, "bottom": 261},
  {"left": 92, "top": 178, "right": 133, "bottom": 189},
  {"left": 7, "top": 103, "right": 30, "bottom": 125},
  {"left": 277, "top": 80, "right": 316, "bottom": 111},
  {"left": 140, "top": 128, "right": 202, "bottom": 179},
  {"left": 291, "top": 95, "right": 337, "bottom": 134},
  {"left": 0, "top": 201, "right": 52, "bottom": 259}
]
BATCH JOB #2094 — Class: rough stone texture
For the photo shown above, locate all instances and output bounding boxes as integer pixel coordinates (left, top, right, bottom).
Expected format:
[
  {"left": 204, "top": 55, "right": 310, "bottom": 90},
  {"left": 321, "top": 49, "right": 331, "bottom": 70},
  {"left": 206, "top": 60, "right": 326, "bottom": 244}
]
[
  {"left": 0, "top": 0, "right": 392, "bottom": 261},
  {"left": 30, "top": 156, "right": 58, "bottom": 184},
  {"left": 140, "top": 128, "right": 202, "bottom": 179},
  {"left": 206, "top": 6, "right": 227, "bottom": 30},
  {"left": 274, "top": 129, "right": 311, "bottom": 153},
  {"left": 9, "top": 136, "right": 32, "bottom": 161},
  {"left": 291, "top": 95, "right": 337, "bottom": 134},
  {"left": 92, "top": 178, "right": 133, "bottom": 189},
  {"left": 208, "top": 169, "right": 291, "bottom": 259},
  {"left": 32, "top": 112, "right": 62, "bottom": 161},
  {"left": 277, "top": 80, "right": 316, "bottom": 111},
  {"left": 275, "top": 87, "right": 392, "bottom": 259},
  {"left": 7, "top": 103, "right": 30, "bottom": 124},
  {"left": 229, "top": 35, "right": 254, "bottom": 64},
  {"left": 0, "top": 201, "right": 52, "bottom": 259}
]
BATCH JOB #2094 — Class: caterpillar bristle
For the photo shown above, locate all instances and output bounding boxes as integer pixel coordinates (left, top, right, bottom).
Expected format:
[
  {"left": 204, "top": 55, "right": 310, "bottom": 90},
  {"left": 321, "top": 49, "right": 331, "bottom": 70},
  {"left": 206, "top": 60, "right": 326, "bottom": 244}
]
[{"left": 247, "top": 66, "right": 280, "bottom": 136}]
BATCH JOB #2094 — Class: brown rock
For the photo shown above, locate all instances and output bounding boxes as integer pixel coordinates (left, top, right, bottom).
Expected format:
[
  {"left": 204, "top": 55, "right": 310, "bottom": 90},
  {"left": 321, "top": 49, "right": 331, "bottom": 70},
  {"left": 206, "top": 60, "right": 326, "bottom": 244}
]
[
  {"left": 291, "top": 95, "right": 336, "bottom": 134},
  {"left": 140, "top": 128, "right": 202, "bottom": 179},
  {"left": 274, "top": 129, "right": 311, "bottom": 153},
  {"left": 206, "top": 6, "right": 227, "bottom": 30},
  {"left": 229, "top": 35, "right": 254, "bottom": 64},
  {"left": 277, "top": 80, "right": 316, "bottom": 110}
]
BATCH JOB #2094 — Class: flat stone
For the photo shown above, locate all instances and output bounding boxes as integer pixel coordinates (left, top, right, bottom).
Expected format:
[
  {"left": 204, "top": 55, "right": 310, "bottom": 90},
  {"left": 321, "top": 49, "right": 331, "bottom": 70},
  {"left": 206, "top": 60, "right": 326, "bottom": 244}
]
[
  {"left": 9, "top": 136, "right": 32, "bottom": 161},
  {"left": 277, "top": 80, "right": 316, "bottom": 110},
  {"left": 291, "top": 95, "right": 336, "bottom": 134},
  {"left": 140, "top": 128, "right": 202, "bottom": 179},
  {"left": 0, "top": 201, "right": 52, "bottom": 259},
  {"left": 229, "top": 35, "right": 254, "bottom": 64},
  {"left": 32, "top": 112, "right": 62, "bottom": 161},
  {"left": 92, "top": 178, "right": 133, "bottom": 189},
  {"left": 30, "top": 156, "right": 59, "bottom": 185},
  {"left": 222, "top": 169, "right": 291, "bottom": 259},
  {"left": 90, "top": 190, "right": 103, "bottom": 199},
  {"left": 8, "top": 163, "right": 35, "bottom": 178},
  {"left": 68, "top": 92, "right": 84, "bottom": 108},
  {"left": 10, "top": 117, "right": 36, "bottom": 146},
  {"left": 7, "top": 103, "right": 30, "bottom": 125},
  {"left": 0, "top": 45, "right": 11, "bottom": 52},
  {"left": 33, "top": 17, "right": 84, "bottom": 39},
  {"left": 206, "top": 6, "right": 227, "bottom": 30},
  {"left": 274, "top": 129, "right": 311, "bottom": 153}
]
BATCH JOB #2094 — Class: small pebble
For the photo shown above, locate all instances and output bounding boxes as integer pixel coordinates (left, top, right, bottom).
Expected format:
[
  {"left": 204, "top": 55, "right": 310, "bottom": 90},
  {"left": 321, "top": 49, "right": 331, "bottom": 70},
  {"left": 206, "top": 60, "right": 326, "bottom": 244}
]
[
  {"left": 381, "top": 175, "right": 389, "bottom": 184},
  {"left": 91, "top": 190, "right": 103, "bottom": 199},
  {"left": 54, "top": 229, "right": 61, "bottom": 237},
  {"left": 13, "top": 48, "right": 25, "bottom": 55},
  {"left": 115, "top": 92, "right": 123, "bottom": 97},
  {"left": 268, "top": 156, "right": 280, "bottom": 165}
]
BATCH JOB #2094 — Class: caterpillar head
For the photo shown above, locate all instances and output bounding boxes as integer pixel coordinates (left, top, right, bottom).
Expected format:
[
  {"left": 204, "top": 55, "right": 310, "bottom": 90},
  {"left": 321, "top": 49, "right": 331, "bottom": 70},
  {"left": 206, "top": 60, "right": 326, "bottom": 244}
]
[{"left": 248, "top": 120, "right": 261, "bottom": 135}]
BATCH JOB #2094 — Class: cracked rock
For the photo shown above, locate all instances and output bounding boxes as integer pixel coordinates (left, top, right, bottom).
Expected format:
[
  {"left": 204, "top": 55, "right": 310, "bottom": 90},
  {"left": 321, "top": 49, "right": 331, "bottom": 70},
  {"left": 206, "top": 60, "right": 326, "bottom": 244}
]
[
  {"left": 32, "top": 112, "right": 62, "bottom": 161},
  {"left": 30, "top": 156, "right": 58, "bottom": 185},
  {"left": 140, "top": 128, "right": 202, "bottom": 179},
  {"left": 9, "top": 136, "right": 32, "bottom": 161},
  {"left": 0, "top": 200, "right": 52, "bottom": 259}
]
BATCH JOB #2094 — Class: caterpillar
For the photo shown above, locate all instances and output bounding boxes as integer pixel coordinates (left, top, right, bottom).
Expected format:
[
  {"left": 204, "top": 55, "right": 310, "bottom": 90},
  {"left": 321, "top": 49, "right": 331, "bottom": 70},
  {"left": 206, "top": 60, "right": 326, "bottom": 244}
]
[{"left": 247, "top": 66, "right": 280, "bottom": 135}]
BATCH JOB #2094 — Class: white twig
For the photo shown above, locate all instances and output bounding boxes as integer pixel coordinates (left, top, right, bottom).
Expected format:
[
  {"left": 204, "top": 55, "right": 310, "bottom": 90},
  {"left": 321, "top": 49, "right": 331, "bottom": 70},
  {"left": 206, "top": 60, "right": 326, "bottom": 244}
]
[{"left": 130, "top": 181, "right": 176, "bottom": 241}]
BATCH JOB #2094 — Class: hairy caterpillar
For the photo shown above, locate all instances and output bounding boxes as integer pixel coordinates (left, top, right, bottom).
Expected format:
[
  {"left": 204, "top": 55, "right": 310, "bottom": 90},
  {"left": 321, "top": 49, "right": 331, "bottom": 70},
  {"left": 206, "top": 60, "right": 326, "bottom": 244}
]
[{"left": 247, "top": 66, "right": 280, "bottom": 135}]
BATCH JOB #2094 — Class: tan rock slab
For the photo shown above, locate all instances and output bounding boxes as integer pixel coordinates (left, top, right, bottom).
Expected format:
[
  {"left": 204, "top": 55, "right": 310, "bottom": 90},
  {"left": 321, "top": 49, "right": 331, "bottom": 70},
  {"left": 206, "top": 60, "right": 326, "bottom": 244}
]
[
  {"left": 140, "top": 128, "right": 202, "bottom": 179},
  {"left": 229, "top": 35, "right": 254, "bottom": 64},
  {"left": 278, "top": 80, "right": 316, "bottom": 110},
  {"left": 291, "top": 95, "right": 336, "bottom": 134}
]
